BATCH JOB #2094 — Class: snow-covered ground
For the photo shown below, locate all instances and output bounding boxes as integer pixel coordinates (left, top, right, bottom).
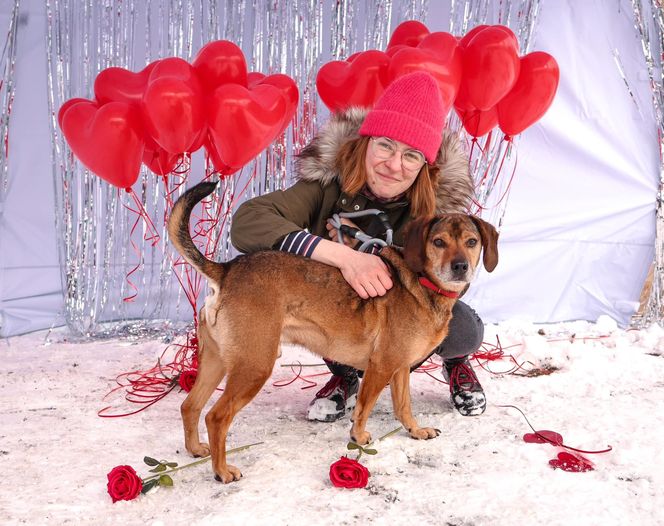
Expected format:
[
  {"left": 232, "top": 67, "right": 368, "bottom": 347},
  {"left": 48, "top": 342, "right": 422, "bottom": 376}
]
[{"left": 1, "top": 317, "right": 663, "bottom": 525}]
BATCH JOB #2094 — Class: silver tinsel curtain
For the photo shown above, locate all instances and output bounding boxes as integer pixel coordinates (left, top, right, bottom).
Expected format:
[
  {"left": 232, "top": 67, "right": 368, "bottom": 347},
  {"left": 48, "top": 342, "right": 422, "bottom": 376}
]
[
  {"left": 42, "top": 0, "right": 551, "bottom": 336},
  {"left": 0, "top": 0, "right": 20, "bottom": 221},
  {"left": 629, "top": 0, "right": 664, "bottom": 326}
]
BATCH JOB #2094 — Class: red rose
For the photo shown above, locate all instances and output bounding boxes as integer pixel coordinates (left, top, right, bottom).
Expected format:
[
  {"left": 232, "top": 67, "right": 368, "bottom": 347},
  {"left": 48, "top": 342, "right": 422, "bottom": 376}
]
[
  {"left": 178, "top": 369, "right": 197, "bottom": 392},
  {"left": 106, "top": 465, "right": 143, "bottom": 503},
  {"left": 329, "top": 456, "right": 370, "bottom": 488}
]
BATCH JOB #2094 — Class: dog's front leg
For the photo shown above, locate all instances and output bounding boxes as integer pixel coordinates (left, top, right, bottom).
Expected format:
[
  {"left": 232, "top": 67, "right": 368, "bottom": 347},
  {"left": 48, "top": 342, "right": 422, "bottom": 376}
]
[
  {"left": 350, "top": 365, "right": 393, "bottom": 445},
  {"left": 390, "top": 366, "right": 440, "bottom": 440}
]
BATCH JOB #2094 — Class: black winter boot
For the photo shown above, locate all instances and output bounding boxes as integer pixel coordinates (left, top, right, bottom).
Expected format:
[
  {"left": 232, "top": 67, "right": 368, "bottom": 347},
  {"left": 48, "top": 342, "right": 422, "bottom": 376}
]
[
  {"left": 443, "top": 357, "right": 486, "bottom": 416},
  {"left": 306, "top": 372, "right": 359, "bottom": 422}
]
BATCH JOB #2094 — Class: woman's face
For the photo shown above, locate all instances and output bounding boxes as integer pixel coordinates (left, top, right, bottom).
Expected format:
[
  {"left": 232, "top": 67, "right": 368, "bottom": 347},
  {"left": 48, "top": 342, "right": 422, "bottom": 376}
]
[{"left": 364, "top": 137, "right": 425, "bottom": 199}]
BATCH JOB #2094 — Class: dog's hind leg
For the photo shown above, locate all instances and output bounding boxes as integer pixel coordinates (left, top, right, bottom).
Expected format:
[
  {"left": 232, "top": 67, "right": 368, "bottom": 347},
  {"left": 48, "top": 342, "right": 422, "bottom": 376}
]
[
  {"left": 205, "top": 352, "right": 276, "bottom": 483},
  {"left": 181, "top": 335, "right": 226, "bottom": 458},
  {"left": 389, "top": 366, "right": 440, "bottom": 440}
]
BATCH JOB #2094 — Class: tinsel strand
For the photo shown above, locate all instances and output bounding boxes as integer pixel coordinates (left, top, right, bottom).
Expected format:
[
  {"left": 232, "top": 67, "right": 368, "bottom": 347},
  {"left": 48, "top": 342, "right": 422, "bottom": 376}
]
[
  {"left": 630, "top": 0, "right": 664, "bottom": 325},
  {"left": 0, "top": 0, "right": 20, "bottom": 204}
]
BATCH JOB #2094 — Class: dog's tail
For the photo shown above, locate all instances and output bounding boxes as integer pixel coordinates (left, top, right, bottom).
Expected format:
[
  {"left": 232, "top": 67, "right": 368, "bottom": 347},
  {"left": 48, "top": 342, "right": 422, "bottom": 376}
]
[{"left": 168, "top": 181, "right": 226, "bottom": 282}]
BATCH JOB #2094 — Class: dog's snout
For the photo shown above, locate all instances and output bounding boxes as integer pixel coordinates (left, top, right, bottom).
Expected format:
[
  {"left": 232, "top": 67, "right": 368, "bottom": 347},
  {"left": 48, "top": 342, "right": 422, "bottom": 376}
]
[{"left": 452, "top": 259, "right": 469, "bottom": 274}]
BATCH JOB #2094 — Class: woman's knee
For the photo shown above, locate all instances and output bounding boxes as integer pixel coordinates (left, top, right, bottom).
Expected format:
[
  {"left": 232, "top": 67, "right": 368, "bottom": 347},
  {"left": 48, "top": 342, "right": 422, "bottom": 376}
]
[{"left": 435, "top": 301, "right": 484, "bottom": 360}]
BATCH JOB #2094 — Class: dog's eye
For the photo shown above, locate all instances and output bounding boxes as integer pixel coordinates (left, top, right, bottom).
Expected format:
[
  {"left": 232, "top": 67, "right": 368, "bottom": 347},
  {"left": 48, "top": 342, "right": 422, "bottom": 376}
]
[
  {"left": 466, "top": 238, "right": 478, "bottom": 248},
  {"left": 433, "top": 239, "right": 446, "bottom": 248}
]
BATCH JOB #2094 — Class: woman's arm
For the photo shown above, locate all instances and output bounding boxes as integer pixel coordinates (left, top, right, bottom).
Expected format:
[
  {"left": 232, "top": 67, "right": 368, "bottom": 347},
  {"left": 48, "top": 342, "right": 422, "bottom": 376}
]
[
  {"left": 231, "top": 180, "right": 392, "bottom": 298},
  {"left": 230, "top": 180, "right": 324, "bottom": 253}
]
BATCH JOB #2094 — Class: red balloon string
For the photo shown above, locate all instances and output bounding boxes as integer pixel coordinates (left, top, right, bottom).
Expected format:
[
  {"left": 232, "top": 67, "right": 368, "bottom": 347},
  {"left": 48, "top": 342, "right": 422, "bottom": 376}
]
[
  {"left": 469, "top": 136, "right": 478, "bottom": 162},
  {"left": 487, "top": 138, "right": 518, "bottom": 208},
  {"left": 467, "top": 129, "right": 493, "bottom": 174},
  {"left": 120, "top": 188, "right": 161, "bottom": 302},
  {"left": 498, "top": 403, "right": 613, "bottom": 455},
  {"left": 475, "top": 134, "right": 505, "bottom": 189},
  {"left": 210, "top": 163, "right": 260, "bottom": 257},
  {"left": 271, "top": 361, "right": 324, "bottom": 390},
  {"left": 412, "top": 355, "right": 447, "bottom": 383},
  {"left": 474, "top": 129, "right": 493, "bottom": 158},
  {"left": 99, "top": 332, "right": 199, "bottom": 417},
  {"left": 472, "top": 334, "right": 534, "bottom": 375},
  {"left": 125, "top": 188, "right": 161, "bottom": 245},
  {"left": 122, "top": 227, "right": 140, "bottom": 302},
  {"left": 160, "top": 155, "right": 189, "bottom": 209}
]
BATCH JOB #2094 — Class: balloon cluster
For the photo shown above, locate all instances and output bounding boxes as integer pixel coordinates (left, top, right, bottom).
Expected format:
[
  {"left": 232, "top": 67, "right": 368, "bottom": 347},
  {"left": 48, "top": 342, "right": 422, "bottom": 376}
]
[
  {"left": 58, "top": 41, "right": 299, "bottom": 190},
  {"left": 316, "top": 21, "right": 559, "bottom": 139}
]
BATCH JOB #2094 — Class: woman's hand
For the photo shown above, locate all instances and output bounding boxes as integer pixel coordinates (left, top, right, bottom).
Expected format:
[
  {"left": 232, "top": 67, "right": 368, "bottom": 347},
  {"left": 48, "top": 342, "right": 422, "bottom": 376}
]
[
  {"left": 311, "top": 238, "right": 393, "bottom": 299},
  {"left": 338, "top": 250, "right": 393, "bottom": 299}
]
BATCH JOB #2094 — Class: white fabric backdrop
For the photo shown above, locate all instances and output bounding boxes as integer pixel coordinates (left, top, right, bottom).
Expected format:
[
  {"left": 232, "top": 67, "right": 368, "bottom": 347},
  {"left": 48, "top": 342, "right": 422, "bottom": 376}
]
[
  {"left": 462, "top": 1, "right": 658, "bottom": 325},
  {"left": 0, "top": 0, "right": 658, "bottom": 336}
]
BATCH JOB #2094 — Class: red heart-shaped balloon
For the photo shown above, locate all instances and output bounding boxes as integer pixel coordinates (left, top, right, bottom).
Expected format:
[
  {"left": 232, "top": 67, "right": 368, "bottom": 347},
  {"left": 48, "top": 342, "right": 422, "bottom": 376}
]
[
  {"left": 143, "top": 144, "right": 180, "bottom": 176},
  {"left": 346, "top": 51, "right": 362, "bottom": 62},
  {"left": 549, "top": 452, "right": 594, "bottom": 472},
  {"left": 493, "top": 25, "right": 520, "bottom": 52},
  {"left": 94, "top": 62, "right": 159, "bottom": 105},
  {"left": 455, "top": 105, "right": 498, "bottom": 137},
  {"left": 188, "top": 126, "right": 208, "bottom": 154},
  {"left": 142, "top": 75, "right": 205, "bottom": 153},
  {"left": 523, "top": 430, "right": 564, "bottom": 446},
  {"left": 316, "top": 50, "right": 391, "bottom": 111},
  {"left": 60, "top": 99, "right": 144, "bottom": 189},
  {"left": 389, "top": 31, "right": 461, "bottom": 110},
  {"left": 58, "top": 97, "right": 90, "bottom": 129},
  {"left": 148, "top": 57, "right": 198, "bottom": 82},
  {"left": 193, "top": 40, "right": 248, "bottom": 93},
  {"left": 247, "top": 71, "right": 266, "bottom": 85},
  {"left": 204, "top": 133, "right": 239, "bottom": 176},
  {"left": 249, "top": 73, "right": 299, "bottom": 135},
  {"left": 458, "top": 25, "right": 489, "bottom": 48},
  {"left": 386, "top": 20, "right": 430, "bottom": 49},
  {"left": 497, "top": 51, "right": 559, "bottom": 136},
  {"left": 207, "top": 83, "right": 286, "bottom": 170},
  {"left": 456, "top": 26, "right": 520, "bottom": 111},
  {"left": 385, "top": 45, "right": 406, "bottom": 58}
]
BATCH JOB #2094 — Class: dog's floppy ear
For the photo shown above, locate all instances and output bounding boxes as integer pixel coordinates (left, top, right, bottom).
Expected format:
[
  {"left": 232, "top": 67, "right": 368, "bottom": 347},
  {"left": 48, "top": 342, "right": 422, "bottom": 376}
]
[
  {"left": 470, "top": 216, "right": 499, "bottom": 272},
  {"left": 403, "top": 216, "right": 436, "bottom": 273}
]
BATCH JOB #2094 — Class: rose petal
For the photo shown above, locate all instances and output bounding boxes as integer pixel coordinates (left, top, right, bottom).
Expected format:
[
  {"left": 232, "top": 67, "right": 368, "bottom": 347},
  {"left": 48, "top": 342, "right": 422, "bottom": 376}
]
[
  {"left": 523, "top": 430, "right": 564, "bottom": 446},
  {"left": 549, "top": 452, "right": 594, "bottom": 472}
]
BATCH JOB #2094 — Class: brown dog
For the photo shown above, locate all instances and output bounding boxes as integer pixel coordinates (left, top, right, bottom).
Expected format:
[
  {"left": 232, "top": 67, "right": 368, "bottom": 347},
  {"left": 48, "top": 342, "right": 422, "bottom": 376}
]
[{"left": 168, "top": 181, "right": 499, "bottom": 483}]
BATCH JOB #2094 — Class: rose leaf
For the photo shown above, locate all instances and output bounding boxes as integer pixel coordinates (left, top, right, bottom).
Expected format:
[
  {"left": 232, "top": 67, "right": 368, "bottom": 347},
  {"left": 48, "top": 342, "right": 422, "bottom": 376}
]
[
  {"left": 141, "top": 479, "right": 159, "bottom": 494},
  {"left": 143, "top": 456, "right": 160, "bottom": 466},
  {"left": 158, "top": 474, "right": 174, "bottom": 487}
]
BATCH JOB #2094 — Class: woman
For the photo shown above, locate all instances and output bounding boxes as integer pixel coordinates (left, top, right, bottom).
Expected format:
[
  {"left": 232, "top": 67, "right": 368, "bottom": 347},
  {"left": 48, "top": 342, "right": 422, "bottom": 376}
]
[{"left": 230, "top": 71, "right": 486, "bottom": 422}]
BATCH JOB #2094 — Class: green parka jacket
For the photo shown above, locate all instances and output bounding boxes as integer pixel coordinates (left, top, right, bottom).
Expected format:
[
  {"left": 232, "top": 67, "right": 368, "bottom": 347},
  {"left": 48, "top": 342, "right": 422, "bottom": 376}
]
[{"left": 230, "top": 108, "right": 474, "bottom": 253}]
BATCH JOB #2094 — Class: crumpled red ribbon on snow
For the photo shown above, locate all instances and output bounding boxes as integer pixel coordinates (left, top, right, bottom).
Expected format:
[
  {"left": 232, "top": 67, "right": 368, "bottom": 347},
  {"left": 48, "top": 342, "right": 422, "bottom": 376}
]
[
  {"left": 522, "top": 429, "right": 610, "bottom": 473},
  {"left": 499, "top": 405, "right": 611, "bottom": 473}
]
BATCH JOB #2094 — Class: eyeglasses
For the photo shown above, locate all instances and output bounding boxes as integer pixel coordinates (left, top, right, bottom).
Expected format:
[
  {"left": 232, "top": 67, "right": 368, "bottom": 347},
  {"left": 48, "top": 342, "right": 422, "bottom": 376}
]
[{"left": 370, "top": 137, "right": 426, "bottom": 172}]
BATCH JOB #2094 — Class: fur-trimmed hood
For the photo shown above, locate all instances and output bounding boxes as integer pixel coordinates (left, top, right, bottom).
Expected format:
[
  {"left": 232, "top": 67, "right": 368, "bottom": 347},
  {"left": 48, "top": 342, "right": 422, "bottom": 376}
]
[{"left": 295, "top": 108, "right": 474, "bottom": 214}]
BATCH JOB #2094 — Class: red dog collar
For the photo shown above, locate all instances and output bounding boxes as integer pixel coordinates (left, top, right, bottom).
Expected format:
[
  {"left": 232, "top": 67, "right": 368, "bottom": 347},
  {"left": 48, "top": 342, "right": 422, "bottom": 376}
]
[{"left": 418, "top": 276, "right": 460, "bottom": 298}]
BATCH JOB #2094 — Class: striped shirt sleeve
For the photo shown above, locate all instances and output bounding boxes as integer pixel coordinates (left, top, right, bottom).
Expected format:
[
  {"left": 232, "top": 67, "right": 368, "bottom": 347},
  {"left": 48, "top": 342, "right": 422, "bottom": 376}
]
[{"left": 278, "top": 230, "right": 323, "bottom": 258}]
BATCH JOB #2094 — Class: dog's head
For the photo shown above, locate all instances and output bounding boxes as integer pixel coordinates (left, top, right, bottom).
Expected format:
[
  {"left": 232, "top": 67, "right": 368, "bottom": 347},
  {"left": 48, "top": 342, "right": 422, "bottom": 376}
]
[{"left": 403, "top": 215, "right": 499, "bottom": 292}]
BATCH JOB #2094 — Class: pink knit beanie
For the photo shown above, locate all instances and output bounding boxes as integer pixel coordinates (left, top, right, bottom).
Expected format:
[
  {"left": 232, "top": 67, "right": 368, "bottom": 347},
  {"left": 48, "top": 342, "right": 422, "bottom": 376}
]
[{"left": 359, "top": 72, "right": 445, "bottom": 163}]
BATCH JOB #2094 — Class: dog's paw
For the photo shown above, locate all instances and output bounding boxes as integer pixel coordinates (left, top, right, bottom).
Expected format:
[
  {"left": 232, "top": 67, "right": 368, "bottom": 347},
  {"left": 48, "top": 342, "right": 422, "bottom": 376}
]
[
  {"left": 350, "top": 429, "right": 372, "bottom": 445},
  {"left": 214, "top": 464, "right": 242, "bottom": 484},
  {"left": 189, "top": 442, "right": 211, "bottom": 458},
  {"left": 408, "top": 427, "right": 441, "bottom": 440}
]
